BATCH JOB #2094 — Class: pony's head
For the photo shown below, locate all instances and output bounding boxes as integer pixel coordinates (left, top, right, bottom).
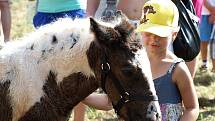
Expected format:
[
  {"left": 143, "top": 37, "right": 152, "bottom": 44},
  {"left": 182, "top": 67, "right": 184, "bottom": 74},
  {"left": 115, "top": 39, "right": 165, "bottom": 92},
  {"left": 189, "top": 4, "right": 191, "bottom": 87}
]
[{"left": 88, "top": 15, "right": 161, "bottom": 121}]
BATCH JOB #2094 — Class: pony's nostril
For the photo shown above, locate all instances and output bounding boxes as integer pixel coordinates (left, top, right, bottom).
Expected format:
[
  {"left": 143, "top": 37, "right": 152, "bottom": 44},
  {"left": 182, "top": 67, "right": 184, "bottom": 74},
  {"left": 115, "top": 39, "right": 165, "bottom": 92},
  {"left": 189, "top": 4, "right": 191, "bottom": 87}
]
[
  {"left": 156, "top": 113, "right": 159, "bottom": 118},
  {"left": 156, "top": 113, "right": 161, "bottom": 119},
  {"left": 155, "top": 113, "right": 161, "bottom": 121},
  {"left": 151, "top": 105, "right": 154, "bottom": 111}
]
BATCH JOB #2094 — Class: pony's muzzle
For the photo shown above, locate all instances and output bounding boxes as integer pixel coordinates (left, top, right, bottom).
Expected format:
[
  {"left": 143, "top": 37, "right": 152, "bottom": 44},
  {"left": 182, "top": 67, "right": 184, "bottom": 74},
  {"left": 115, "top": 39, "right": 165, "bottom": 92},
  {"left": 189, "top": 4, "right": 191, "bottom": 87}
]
[{"left": 146, "top": 101, "right": 161, "bottom": 121}]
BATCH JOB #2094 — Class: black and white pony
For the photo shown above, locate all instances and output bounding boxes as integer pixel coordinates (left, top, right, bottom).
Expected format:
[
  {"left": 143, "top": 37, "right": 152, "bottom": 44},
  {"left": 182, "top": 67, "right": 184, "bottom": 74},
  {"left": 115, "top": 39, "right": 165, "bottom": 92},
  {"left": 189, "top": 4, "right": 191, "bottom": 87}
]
[{"left": 0, "top": 15, "right": 161, "bottom": 121}]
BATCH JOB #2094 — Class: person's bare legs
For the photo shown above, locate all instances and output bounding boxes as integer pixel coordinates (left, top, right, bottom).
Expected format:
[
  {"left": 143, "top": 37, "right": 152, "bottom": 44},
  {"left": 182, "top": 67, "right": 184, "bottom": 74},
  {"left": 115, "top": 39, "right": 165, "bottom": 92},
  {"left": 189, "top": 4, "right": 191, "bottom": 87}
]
[
  {"left": 0, "top": 0, "right": 11, "bottom": 42},
  {"left": 201, "top": 42, "right": 209, "bottom": 61},
  {"left": 74, "top": 102, "right": 86, "bottom": 121},
  {"left": 185, "top": 57, "right": 198, "bottom": 78},
  {"left": 211, "top": 59, "right": 215, "bottom": 72},
  {"left": 200, "top": 41, "right": 209, "bottom": 69},
  {"left": 211, "top": 39, "right": 215, "bottom": 72}
]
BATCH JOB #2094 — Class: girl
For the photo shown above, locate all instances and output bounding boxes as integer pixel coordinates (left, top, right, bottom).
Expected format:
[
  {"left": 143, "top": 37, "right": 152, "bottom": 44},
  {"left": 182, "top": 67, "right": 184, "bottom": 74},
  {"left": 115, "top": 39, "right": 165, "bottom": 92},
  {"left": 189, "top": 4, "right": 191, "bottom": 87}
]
[{"left": 136, "top": 0, "right": 199, "bottom": 120}]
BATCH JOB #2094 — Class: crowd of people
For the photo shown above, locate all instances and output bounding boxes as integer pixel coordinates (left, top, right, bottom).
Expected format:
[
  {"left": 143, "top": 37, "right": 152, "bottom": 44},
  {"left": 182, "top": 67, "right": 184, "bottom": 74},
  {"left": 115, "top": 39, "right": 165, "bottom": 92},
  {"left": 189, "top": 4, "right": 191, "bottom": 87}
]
[{"left": 1, "top": 0, "right": 215, "bottom": 120}]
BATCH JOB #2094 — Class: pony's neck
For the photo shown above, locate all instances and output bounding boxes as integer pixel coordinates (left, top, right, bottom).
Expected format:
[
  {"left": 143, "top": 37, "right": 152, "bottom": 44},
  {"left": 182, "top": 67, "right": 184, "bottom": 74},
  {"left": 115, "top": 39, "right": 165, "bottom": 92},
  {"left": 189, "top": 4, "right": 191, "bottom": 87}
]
[{"left": 43, "top": 71, "right": 99, "bottom": 117}]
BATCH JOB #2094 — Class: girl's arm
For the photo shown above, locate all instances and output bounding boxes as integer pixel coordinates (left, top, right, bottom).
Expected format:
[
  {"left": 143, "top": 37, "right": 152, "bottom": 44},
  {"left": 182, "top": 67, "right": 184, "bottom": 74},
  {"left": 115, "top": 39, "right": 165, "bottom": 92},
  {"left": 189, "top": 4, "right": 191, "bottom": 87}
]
[
  {"left": 82, "top": 93, "right": 113, "bottom": 111},
  {"left": 173, "top": 62, "right": 199, "bottom": 121}
]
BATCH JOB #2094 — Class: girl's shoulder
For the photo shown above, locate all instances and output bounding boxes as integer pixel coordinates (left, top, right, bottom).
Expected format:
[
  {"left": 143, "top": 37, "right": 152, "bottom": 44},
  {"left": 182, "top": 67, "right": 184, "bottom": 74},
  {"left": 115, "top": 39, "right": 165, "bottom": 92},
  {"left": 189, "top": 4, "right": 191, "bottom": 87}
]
[
  {"left": 166, "top": 51, "right": 185, "bottom": 71},
  {"left": 172, "top": 58, "right": 192, "bottom": 84}
]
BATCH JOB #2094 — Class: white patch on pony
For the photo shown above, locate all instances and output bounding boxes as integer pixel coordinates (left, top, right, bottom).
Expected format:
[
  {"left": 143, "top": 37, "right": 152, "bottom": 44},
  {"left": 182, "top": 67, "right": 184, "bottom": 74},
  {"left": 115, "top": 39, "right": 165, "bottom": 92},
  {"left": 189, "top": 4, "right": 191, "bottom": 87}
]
[
  {"left": 135, "top": 48, "right": 156, "bottom": 95},
  {"left": 135, "top": 48, "right": 161, "bottom": 120},
  {"left": 0, "top": 17, "right": 107, "bottom": 120}
]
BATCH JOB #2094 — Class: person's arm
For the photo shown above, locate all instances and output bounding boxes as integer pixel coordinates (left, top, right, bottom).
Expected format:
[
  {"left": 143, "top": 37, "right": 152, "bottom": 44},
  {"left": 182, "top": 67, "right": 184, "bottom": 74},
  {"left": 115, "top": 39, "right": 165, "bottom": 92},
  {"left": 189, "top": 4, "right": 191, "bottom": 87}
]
[
  {"left": 204, "top": 0, "right": 215, "bottom": 15},
  {"left": 0, "top": 0, "right": 11, "bottom": 42},
  {"left": 173, "top": 62, "right": 199, "bottom": 121},
  {"left": 86, "top": 0, "right": 101, "bottom": 17},
  {"left": 82, "top": 93, "right": 113, "bottom": 111}
]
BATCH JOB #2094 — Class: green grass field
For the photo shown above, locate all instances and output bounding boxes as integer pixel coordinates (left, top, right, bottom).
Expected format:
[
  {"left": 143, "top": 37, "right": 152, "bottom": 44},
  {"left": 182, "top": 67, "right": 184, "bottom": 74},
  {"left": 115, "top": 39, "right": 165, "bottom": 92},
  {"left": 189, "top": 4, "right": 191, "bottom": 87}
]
[{"left": 10, "top": 1, "right": 215, "bottom": 120}]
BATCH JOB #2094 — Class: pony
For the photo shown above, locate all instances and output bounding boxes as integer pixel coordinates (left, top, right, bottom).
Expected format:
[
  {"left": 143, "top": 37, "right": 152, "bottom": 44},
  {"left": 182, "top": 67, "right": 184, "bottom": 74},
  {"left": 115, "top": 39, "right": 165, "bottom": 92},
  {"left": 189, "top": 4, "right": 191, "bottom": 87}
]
[{"left": 0, "top": 14, "right": 161, "bottom": 121}]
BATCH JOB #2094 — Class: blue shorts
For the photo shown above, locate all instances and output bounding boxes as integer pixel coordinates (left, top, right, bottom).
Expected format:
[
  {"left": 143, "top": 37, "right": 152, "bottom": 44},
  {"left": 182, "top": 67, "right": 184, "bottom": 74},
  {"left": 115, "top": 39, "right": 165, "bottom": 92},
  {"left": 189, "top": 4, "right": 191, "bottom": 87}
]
[
  {"left": 33, "top": 9, "right": 86, "bottom": 28},
  {"left": 199, "top": 15, "right": 213, "bottom": 41}
]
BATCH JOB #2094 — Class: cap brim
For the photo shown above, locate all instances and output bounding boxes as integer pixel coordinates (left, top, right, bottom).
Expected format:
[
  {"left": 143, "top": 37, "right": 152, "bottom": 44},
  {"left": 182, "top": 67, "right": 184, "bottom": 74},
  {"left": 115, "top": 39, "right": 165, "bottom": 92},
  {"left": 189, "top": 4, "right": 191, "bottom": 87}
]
[{"left": 135, "top": 23, "right": 177, "bottom": 37}]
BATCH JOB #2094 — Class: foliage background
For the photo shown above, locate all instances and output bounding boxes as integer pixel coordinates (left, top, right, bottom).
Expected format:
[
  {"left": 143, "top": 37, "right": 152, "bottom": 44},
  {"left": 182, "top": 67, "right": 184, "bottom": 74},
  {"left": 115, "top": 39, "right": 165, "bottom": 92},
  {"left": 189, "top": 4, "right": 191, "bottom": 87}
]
[{"left": 9, "top": 0, "right": 215, "bottom": 120}]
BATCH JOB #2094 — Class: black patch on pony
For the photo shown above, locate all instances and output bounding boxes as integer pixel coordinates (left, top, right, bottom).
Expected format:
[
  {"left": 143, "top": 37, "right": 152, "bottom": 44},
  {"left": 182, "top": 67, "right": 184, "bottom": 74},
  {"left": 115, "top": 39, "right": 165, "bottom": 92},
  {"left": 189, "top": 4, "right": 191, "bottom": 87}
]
[
  {"left": 52, "top": 35, "right": 58, "bottom": 45},
  {"left": 69, "top": 34, "right": 78, "bottom": 49},
  {"left": 70, "top": 41, "right": 76, "bottom": 49},
  {"left": 0, "top": 80, "right": 12, "bottom": 121},
  {"left": 19, "top": 71, "right": 70, "bottom": 121},
  {"left": 41, "top": 50, "right": 48, "bottom": 60},
  {"left": 19, "top": 71, "right": 98, "bottom": 121},
  {"left": 30, "top": 44, "right": 34, "bottom": 50},
  {"left": 41, "top": 50, "right": 46, "bottom": 56}
]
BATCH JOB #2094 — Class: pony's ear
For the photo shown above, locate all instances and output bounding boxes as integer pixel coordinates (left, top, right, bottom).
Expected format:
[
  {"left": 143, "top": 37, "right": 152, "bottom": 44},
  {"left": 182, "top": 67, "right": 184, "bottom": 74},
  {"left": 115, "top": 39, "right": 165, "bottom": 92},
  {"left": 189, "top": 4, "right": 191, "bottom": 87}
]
[
  {"left": 89, "top": 17, "right": 100, "bottom": 31},
  {"left": 114, "top": 13, "right": 134, "bottom": 40},
  {"left": 90, "top": 17, "right": 120, "bottom": 46},
  {"left": 115, "top": 10, "right": 128, "bottom": 21}
]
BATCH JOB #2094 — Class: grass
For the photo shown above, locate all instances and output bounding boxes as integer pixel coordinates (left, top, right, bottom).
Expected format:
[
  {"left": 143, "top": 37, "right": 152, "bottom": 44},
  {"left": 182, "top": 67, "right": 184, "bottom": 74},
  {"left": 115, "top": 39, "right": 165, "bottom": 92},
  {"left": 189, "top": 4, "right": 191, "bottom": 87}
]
[
  {"left": 195, "top": 67, "right": 215, "bottom": 121},
  {"left": 10, "top": 0, "right": 35, "bottom": 39},
  {"left": 9, "top": 0, "right": 215, "bottom": 120}
]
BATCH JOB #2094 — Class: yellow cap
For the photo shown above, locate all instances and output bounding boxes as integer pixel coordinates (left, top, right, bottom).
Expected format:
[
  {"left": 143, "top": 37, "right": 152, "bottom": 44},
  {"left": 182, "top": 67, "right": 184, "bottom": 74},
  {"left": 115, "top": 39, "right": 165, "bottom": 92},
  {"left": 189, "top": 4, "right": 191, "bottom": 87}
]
[{"left": 136, "top": 0, "right": 179, "bottom": 37}]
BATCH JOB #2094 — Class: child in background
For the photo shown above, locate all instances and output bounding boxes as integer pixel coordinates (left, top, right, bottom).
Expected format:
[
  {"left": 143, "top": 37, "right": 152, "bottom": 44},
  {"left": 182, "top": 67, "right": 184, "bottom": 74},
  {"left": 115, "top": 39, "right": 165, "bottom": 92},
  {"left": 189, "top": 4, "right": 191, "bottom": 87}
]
[
  {"left": 33, "top": 0, "right": 86, "bottom": 28},
  {"left": 206, "top": 0, "right": 215, "bottom": 73},
  {"left": 199, "top": 0, "right": 215, "bottom": 71},
  {"left": 136, "top": 0, "right": 199, "bottom": 120}
]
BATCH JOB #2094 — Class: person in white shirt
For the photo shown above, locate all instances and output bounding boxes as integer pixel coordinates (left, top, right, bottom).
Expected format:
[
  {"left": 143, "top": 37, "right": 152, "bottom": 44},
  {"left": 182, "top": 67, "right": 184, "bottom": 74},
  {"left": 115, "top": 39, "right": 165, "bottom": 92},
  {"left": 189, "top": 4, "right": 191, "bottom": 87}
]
[{"left": 199, "top": 0, "right": 215, "bottom": 71}]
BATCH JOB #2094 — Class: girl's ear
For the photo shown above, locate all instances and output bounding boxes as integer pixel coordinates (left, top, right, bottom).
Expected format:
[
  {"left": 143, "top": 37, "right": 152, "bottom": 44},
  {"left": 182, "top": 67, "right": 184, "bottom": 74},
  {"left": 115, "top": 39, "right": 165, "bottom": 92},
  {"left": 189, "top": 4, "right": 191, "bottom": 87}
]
[
  {"left": 172, "top": 31, "right": 178, "bottom": 42},
  {"left": 172, "top": 27, "right": 180, "bottom": 41}
]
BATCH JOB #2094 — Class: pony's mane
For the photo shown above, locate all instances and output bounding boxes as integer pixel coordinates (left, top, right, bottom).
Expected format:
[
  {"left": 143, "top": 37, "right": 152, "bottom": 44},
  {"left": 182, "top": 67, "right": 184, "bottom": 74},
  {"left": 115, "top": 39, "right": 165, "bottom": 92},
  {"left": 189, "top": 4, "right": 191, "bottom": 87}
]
[
  {"left": 0, "top": 17, "right": 127, "bottom": 83},
  {"left": 0, "top": 18, "right": 94, "bottom": 80},
  {"left": 0, "top": 17, "right": 124, "bottom": 55},
  {"left": 1, "top": 18, "right": 90, "bottom": 55}
]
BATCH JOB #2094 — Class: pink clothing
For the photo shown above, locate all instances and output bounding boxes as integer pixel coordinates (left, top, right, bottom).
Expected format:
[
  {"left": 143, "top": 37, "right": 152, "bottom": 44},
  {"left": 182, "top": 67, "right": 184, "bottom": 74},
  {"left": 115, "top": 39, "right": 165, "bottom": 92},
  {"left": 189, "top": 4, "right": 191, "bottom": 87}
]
[{"left": 192, "top": 0, "right": 205, "bottom": 21}]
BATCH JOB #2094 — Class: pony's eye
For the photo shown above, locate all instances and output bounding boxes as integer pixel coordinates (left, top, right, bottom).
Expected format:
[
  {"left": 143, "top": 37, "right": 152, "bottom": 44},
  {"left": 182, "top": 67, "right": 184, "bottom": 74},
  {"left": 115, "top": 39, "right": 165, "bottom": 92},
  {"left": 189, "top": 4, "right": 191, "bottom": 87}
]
[{"left": 121, "top": 66, "right": 136, "bottom": 76}]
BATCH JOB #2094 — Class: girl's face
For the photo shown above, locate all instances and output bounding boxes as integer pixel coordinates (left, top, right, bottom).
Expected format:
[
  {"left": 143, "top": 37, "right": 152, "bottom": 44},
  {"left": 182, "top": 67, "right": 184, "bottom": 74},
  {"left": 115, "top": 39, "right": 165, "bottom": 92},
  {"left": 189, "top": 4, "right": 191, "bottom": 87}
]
[{"left": 141, "top": 32, "right": 172, "bottom": 53}]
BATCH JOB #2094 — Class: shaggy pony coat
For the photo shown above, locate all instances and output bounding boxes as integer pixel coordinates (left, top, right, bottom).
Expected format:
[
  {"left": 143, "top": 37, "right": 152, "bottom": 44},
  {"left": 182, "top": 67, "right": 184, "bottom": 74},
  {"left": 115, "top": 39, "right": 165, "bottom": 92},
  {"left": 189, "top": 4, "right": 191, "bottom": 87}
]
[{"left": 0, "top": 17, "right": 161, "bottom": 121}]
